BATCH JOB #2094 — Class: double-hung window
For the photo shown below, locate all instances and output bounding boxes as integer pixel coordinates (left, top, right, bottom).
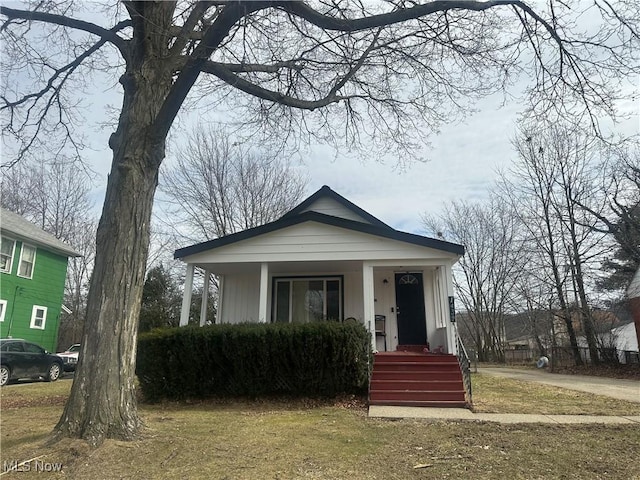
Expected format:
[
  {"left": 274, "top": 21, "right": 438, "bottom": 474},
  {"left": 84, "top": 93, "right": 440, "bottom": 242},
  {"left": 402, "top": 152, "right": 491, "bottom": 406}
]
[
  {"left": 30, "top": 305, "right": 47, "bottom": 330},
  {"left": 274, "top": 276, "right": 342, "bottom": 323},
  {"left": 18, "top": 244, "right": 36, "bottom": 278},
  {"left": 0, "top": 237, "right": 15, "bottom": 273}
]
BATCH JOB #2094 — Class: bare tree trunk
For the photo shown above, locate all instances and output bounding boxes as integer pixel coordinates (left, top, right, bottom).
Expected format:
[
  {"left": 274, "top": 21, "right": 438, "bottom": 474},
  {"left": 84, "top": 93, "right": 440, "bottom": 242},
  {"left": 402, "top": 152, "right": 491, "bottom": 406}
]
[
  {"left": 54, "top": 22, "right": 173, "bottom": 441},
  {"left": 54, "top": 132, "right": 164, "bottom": 444}
]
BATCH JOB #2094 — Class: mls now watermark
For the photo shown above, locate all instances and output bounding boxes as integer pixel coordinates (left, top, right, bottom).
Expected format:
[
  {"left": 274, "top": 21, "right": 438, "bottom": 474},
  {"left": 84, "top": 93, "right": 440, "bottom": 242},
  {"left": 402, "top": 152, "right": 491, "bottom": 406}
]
[{"left": 3, "top": 458, "right": 63, "bottom": 473}]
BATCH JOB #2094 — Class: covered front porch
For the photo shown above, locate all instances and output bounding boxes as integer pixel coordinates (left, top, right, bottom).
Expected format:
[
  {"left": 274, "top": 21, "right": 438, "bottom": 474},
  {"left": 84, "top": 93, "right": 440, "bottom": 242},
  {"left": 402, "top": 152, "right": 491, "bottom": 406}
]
[{"left": 178, "top": 257, "right": 458, "bottom": 355}]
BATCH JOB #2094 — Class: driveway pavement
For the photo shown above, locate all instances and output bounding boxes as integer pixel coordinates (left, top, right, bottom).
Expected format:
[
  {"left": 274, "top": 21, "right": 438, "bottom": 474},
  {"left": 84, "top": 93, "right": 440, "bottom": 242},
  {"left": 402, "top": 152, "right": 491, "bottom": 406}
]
[{"left": 478, "top": 367, "right": 640, "bottom": 403}]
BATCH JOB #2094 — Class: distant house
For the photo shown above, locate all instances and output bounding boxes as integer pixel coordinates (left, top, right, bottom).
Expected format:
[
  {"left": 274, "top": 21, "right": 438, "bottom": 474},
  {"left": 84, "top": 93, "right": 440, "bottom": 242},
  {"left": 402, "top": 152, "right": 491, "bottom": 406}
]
[
  {"left": 628, "top": 267, "right": 640, "bottom": 351},
  {"left": 0, "top": 208, "right": 80, "bottom": 352}
]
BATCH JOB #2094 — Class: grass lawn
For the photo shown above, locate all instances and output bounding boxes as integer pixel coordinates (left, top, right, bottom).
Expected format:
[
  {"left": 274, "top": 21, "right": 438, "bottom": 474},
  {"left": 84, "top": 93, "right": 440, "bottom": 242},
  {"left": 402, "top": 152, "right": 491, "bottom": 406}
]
[
  {"left": 472, "top": 373, "right": 640, "bottom": 415},
  {"left": 1, "top": 377, "right": 639, "bottom": 479}
]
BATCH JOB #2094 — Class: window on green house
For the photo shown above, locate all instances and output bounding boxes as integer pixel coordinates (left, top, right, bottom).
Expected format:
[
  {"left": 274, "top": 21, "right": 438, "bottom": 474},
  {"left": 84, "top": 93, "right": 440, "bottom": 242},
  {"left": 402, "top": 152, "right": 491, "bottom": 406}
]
[
  {"left": 18, "top": 244, "right": 36, "bottom": 278},
  {"left": 0, "top": 237, "right": 15, "bottom": 273},
  {"left": 273, "top": 277, "right": 342, "bottom": 323},
  {"left": 30, "top": 305, "right": 47, "bottom": 330},
  {"left": 0, "top": 299, "right": 6, "bottom": 322}
]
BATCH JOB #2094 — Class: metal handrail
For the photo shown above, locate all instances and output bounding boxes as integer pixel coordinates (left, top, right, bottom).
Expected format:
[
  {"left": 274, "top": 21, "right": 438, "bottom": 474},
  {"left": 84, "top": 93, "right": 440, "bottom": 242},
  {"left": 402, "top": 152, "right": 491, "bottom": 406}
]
[{"left": 455, "top": 325, "right": 473, "bottom": 407}]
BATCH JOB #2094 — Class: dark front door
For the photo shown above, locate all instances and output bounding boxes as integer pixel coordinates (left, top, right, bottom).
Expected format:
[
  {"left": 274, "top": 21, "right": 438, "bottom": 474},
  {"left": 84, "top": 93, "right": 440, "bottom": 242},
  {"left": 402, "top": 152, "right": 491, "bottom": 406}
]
[{"left": 395, "top": 272, "right": 427, "bottom": 346}]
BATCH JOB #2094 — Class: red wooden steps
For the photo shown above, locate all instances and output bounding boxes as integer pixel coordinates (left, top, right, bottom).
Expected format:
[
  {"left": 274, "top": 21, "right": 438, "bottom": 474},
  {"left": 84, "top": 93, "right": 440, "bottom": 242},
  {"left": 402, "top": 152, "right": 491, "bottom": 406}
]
[{"left": 369, "top": 351, "right": 468, "bottom": 408}]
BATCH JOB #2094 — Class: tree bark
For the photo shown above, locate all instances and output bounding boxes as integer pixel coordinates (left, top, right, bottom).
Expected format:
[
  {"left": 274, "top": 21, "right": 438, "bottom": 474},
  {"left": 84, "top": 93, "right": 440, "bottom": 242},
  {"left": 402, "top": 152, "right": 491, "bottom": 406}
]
[{"left": 54, "top": 5, "right": 174, "bottom": 441}]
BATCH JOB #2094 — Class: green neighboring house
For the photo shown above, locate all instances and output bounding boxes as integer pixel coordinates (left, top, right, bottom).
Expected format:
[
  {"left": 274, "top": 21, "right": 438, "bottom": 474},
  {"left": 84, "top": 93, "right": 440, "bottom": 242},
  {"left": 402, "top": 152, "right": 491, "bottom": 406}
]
[{"left": 0, "top": 208, "right": 80, "bottom": 353}]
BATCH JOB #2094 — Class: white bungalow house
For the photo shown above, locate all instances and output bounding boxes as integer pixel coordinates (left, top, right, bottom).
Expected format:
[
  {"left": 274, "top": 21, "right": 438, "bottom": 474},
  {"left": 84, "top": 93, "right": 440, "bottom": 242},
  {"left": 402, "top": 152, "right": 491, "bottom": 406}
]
[{"left": 175, "top": 186, "right": 465, "bottom": 357}]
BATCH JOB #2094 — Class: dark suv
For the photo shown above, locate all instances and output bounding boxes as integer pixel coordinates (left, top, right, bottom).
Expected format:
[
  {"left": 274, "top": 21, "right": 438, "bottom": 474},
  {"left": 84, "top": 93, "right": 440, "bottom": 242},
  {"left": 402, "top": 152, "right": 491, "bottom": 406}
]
[{"left": 0, "top": 339, "right": 64, "bottom": 386}]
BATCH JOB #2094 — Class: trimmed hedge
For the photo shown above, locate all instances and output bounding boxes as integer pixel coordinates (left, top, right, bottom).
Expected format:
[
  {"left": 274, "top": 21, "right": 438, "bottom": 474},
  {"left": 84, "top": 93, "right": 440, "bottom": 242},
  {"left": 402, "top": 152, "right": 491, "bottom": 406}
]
[{"left": 136, "top": 321, "right": 371, "bottom": 401}]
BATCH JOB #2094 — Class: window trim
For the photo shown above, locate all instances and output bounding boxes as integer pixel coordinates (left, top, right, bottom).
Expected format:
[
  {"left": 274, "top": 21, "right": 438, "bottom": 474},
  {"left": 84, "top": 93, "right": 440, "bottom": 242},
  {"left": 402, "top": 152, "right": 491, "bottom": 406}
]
[
  {"left": 17, "top": 243, "right": 37, "bottom": 279},
  {"left": 29, "top": 305, "right": 47, "bottom": 330},
  {"left": 0, "top": 236, "right": 16, "bottom": 274},
  {"left": 271, "top": 275, "right": 344, "bottom": 323},
  {"left": 0, "top": 299, "right": 6, "bottom": 322}
]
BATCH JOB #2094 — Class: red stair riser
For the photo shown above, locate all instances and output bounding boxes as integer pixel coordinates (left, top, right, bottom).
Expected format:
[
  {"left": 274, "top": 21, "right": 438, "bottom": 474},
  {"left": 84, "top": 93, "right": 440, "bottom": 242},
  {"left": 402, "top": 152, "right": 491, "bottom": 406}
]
[
  {"left": 371, "top": 371, "right": 462, "bottom": 381},
  {"left": 369, "top": 390, "right": 466, "bottom": 402},
  {"left": 373, "top": 362, "right": 461, "bottom": 373},
  {"left": 374, "top": 354, "right": 458, "bottom": 363},
  {"left": 370, "top": 380, "right": 462, "bottom": 390},
  {"left": 368, "top": 400, "right": 468, "bottom": 408}
]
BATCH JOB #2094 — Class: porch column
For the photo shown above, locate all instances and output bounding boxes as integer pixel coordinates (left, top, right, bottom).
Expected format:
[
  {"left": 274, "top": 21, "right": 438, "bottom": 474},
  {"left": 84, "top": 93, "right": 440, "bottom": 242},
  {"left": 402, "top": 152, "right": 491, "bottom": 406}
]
[
  {"left": 179, "top": 263, "right": 195, "bottom": 327},
  {"left": 443, "top": 263, "right": 457, "bottom": 355},
  {"left": 258, "top": 262, "right": 269, "bottom": 323},
  {"left": 362, "top": 262, "right": 376, "bottom": 352},
  {"left": 200, "top": 270, "right": 210, "bottom": 326},
  {"left": 217, "top": 274, "right": 225, "bottom": 324}
]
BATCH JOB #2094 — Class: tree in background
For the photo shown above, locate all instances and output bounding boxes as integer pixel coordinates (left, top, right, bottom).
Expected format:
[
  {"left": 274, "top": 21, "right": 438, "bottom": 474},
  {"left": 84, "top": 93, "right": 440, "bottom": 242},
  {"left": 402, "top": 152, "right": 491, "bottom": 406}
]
[
  {"left": 502, "top": 125, "right": 610, "bottom": 365},
  {"left": 161, "top": 126, "right": 307, "bottom": 243},
  {"left": 423, "top": 197, "right": 526, "bottom": 362},
  {"left": 2, "top": 1, "right": 637, "bottom": 444},
  {"left": 138, "top": 264, "right": 182, "bottom": 332},
  {"left": 588, "top": 149, "right": 640, "bottom": 292}
]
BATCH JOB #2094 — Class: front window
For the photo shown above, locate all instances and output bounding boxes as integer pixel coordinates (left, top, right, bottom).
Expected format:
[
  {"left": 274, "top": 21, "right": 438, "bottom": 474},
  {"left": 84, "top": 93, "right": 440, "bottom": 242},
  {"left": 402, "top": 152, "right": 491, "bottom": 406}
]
[
  {"left": 18, "top": 244, "right": 36, "bottom": 278},
  {"left": 30, "top": 305, "right": 47, "bottom": 330},
  {"left": 0, "top": 300, "right": 6, "bottom": 322},
  {"left": 0, "top": 237, "right": 15, "bottom": 273},
  {"left": 273, "top": 277, "right": 342, "bottom": 323}
]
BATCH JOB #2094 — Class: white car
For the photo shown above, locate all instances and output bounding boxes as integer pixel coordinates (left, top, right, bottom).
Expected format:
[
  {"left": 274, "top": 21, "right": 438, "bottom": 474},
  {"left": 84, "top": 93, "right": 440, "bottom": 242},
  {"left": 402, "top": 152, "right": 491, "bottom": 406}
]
[{"left": 57, "top": 344, "right": 80, "bottom": 372}]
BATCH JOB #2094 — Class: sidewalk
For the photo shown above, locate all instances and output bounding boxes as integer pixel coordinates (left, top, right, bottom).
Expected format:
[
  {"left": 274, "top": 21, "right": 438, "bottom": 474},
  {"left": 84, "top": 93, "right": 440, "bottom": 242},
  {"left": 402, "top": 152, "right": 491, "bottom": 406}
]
[{"left": 368, "top": 406, "right": 640, "bottom": 424}]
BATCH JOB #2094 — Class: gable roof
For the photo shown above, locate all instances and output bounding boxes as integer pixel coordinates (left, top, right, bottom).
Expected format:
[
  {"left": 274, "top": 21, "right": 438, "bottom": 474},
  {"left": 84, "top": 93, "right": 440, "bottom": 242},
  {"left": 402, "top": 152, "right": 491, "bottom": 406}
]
[
  {"left": 174, "top": 187, "right": 465, "bottom": 259},
  {"left": 281, "top": 185, "right": 392, "bottom": 229},
  {"left": 0, "top": 208, "right": 81, "bottom": 257}
]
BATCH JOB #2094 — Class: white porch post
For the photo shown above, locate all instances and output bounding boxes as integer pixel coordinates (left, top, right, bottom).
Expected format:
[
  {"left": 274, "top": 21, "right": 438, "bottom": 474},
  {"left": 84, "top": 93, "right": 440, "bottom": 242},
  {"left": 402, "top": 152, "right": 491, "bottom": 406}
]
[
  {"left": 443, "top": 263, "right": 457, "bottom": 355},
  {"left": 258, "top": 262, "right": 269, "bottom": 323},
  {"left": 217, "top": 274, "right": 225, "bottom": 324},
  {"left": 180, "top": 263, "right": 195, "bottom": 327},
  {"left": 200, "top": 270, "right": 210, "bottom": 326},
  {"left": 362, "top": 262, "right": 376, "bottom": 352}
]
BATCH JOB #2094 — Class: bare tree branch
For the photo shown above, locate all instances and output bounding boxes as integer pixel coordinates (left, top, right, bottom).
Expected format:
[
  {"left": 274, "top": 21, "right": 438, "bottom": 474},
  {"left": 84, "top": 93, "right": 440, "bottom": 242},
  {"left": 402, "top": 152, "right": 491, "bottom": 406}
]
[{"left": 0, "top": 6, "right": 130, "bottom": 55}]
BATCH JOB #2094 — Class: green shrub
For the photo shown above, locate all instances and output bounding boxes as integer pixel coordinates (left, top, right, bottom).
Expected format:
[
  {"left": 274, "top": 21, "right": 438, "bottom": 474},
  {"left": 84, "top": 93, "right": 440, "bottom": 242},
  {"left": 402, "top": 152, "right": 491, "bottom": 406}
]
[{"left": 136, "top": 321, "right": 371, "bottom": 401}]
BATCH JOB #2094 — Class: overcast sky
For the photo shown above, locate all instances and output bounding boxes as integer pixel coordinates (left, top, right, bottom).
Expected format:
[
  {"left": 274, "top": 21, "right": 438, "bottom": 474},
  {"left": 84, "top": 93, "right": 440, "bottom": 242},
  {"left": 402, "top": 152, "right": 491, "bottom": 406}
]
[{"left": 300, "top": 92, "right": 525, "bottom": 234}]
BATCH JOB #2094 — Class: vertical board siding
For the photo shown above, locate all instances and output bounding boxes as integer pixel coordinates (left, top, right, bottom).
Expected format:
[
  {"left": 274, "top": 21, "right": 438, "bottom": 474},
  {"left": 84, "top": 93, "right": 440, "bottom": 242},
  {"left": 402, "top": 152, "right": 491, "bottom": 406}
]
[{"left": 219, "top": 273, "right": 260, "bottom": 323}]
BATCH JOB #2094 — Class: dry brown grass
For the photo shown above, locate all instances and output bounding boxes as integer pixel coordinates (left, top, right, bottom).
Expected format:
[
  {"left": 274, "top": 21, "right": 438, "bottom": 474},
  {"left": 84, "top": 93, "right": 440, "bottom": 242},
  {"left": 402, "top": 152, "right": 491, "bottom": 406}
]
[
  {"left": 472, "top": 373, "right": 640, "bottom": 415},
  {"left": 1, "top": 377, "right": 639, "bottom": 479}
]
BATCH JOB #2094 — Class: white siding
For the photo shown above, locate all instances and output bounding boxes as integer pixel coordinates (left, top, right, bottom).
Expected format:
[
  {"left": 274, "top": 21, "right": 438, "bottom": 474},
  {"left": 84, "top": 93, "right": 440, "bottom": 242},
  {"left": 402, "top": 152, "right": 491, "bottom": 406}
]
[
  {"left": 301, "top": 197, "right": 371, "bottom": 223},
  {"left": 184, "top": 222, "right": 457, "bottom": 265},
  {"left": 220, "top": 273, "right": 260, "bottom": 323},
  {"left": 344, "top": 271, "right": 364, "bottom": 320},
  {"left": 373, "top": 269, "right": 397, "bottom": 351}
]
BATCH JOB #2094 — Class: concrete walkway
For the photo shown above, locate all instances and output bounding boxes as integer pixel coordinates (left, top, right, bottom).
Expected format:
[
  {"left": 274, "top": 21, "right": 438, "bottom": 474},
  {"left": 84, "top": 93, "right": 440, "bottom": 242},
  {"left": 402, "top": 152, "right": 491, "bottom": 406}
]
[
  {"left": 368, "top": 406, "right": 640, "bottom": 424},
  {"left": 478, "top": 366, "right": 640, "bottom": 403},
  {"left": 368, "top": 367, "right": 640, "bottom": 424}
]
